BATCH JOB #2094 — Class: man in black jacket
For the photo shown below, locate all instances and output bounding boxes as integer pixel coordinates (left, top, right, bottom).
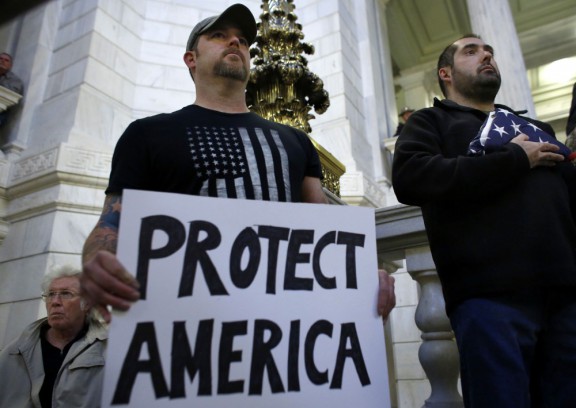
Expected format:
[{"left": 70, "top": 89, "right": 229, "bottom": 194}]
[{"left": 392, "top": 34, "right": 576, "bottom": 407}]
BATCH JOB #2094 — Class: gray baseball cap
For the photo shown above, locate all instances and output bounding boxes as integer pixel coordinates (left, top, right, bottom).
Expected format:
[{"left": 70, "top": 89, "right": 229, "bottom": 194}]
[{"left": 186, "top": 4, "right": 257, "bottom": 51}]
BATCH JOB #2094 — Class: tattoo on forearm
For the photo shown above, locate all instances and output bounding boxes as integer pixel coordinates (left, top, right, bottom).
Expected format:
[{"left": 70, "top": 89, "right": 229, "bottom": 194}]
[
  {"left": 100, "top": 194, "right": 122, "bottom": 230},
  {"left": 82, "top": 195, "right": 122, "bottom": 262},
  {"left": 83, "top": 227, "right": 119, "bottom": 260}
]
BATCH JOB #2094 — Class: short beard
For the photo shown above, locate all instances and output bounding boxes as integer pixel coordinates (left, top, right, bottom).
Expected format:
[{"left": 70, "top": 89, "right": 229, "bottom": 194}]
[
  {"left": 452, "top": 66, "right": 501, "bottom": 103},
  {"left": 192, "top": 47, "right": 248, "bottom": 82},
  {"left": 213, "top": 61, "right": 248, "bottom": 81}
]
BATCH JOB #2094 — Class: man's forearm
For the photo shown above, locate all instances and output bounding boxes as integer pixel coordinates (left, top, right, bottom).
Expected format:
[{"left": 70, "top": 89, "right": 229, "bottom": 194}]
[
  {"left": 82, "top": 194, "right": 122, "bottom": 263},
  {"left": 82, "top": 226, "right": 118, "bottom": 263}
]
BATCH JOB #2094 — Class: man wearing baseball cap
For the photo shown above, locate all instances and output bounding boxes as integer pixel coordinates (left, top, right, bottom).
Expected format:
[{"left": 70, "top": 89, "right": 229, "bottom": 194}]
[
  {"left": 185, "top": 3, "right": 257, "bottom": 52},
  {"left": 80, "top": 3, "right": 398, "bottom": 325}
]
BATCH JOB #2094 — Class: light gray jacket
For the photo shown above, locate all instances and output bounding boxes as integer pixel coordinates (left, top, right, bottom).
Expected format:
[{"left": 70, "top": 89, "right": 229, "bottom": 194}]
[{"left": 0, "top": 317, "right": 107, "bottom": 408}]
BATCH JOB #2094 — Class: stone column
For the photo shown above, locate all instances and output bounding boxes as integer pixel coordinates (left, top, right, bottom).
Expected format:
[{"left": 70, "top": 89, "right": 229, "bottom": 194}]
[
  {"left": 395, "top": 65, "right": 436, "bottom": 113},
  {"left": 406, "top": 246, "right": 463, "bottom": 408},
  {"left": 370, "top": 0, "right": 397, "bottom": 138},
  {"left": 0, "top": 0, "right": 136, "bottom": 346},
  {"left": 369, "top": 0, "right": 401, "bottom": 206},
  {"left": 466, "top": 0, "right": 536, "bottom": 117}
]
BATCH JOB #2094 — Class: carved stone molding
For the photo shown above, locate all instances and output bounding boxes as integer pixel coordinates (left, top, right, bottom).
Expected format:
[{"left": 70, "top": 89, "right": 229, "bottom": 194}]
[
  {"left": 0, "top": 85, "right": 22, "bottom": 111},
  {"left": 59, "top": 144, "right": 112, "bottom": 176},
  {"left": 340, "top": 172, "right": 387, "bottom": 207},
  {"left": 10, "top": 147, "right": 58, "bottom": 184},
  {"left": 1, "top": 144, "right": 111, "bottom": 225},
  {"left": 9, "top": 144, "right": 111, "bottom": 188}
]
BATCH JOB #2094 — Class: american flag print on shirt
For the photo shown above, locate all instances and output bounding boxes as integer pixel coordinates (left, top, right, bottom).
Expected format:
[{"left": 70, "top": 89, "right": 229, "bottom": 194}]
[
  {"left": 186, "top": 125, "right": 291, "bottom": 201},
  {"left": 468, "top": 108, "right": 573, "bottom": 159}
]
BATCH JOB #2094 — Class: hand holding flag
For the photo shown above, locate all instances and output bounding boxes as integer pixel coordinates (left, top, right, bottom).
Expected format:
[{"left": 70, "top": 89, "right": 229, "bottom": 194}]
[{"left": 468, "top": 108, "right": 576, "bottom": 161}]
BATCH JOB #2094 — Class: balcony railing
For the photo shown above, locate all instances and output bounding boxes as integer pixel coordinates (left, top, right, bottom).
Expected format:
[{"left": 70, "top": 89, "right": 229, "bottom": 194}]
[
  {"left": 0, "top": 85, "right": 22, "bottom": 112},
  {"left": 376, "top": 204, "right": 463, "bottom": 408}
]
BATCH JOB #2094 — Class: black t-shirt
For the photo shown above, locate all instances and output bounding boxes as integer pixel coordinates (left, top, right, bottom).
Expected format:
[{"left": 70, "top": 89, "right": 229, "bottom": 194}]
[{"left": 107, "top": 105, "right": 322, "bottom": 202}]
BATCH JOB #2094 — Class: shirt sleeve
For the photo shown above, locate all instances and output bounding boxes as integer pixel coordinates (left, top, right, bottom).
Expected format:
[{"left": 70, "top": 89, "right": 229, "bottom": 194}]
[{"left": 106, "top": 120, "right": 151, "bottom": 195}]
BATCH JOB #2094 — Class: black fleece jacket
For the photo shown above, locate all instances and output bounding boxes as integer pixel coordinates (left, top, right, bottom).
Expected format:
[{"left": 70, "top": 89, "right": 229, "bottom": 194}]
[{"left": 392, "top": 98, "right": 576, "bottom": 314}]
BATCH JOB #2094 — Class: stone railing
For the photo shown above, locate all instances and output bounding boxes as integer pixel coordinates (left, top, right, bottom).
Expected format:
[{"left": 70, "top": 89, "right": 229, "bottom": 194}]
[
  {"left": 0, "top": 85, "right": 22, "bottom": 112},
  {"left": 376, "top": 204, "right": 463, "bottom": 408}
]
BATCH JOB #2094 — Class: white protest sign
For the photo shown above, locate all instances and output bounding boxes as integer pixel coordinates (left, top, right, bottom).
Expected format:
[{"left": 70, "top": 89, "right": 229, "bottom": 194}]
[{"left": 101, "top": 189, "right": 391, "bottom": 407}]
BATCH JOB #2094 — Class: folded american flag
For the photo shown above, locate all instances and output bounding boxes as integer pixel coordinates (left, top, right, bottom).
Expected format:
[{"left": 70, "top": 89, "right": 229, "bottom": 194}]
[{"left": 468, "top": 108, "right": 575, "bottom": 160}]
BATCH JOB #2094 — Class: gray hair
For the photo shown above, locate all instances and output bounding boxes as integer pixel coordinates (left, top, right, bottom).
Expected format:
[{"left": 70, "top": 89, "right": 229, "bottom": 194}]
[
  {"left": 41, "top": 264, "right": 81, "bottom": 292},
  {"left": 41, "top": 264, "right": 100, "bottom": 323}
]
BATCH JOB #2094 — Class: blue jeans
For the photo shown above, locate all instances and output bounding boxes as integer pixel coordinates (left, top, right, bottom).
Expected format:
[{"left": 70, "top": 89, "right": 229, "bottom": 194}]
[{"left": 449, "top": 288, "right": 576, "bottom": 408}]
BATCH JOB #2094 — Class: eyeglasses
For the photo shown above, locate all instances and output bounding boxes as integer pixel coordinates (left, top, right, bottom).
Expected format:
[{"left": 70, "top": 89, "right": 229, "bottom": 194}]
[{"left": 41, "top": 291, "right": 79, "bottom": 302}]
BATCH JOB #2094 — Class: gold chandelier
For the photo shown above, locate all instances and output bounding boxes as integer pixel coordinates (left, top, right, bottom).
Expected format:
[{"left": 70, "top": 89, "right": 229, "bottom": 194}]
[{"left": 246, "top": 0, "right": 345, "bottom": 197}]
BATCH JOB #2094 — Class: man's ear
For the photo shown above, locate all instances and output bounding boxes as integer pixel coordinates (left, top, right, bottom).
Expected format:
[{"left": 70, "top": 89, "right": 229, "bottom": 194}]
[
  {"left": 439, "top": 66, "right": 451, "bottom": 86},
  {"left": 183, "top": 50, "right": 196, "bottom": 70},
  {"left": 183, "top": 50, "right": 197, "bottom": 81}
]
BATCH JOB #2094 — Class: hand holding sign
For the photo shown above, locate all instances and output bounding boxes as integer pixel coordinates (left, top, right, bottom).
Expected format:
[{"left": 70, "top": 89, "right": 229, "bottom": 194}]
[
  {"left": 81, "top": 250, "right": 140, "bottom": 322},
  {"left": 377, "top": 270, "right": 395, "bottom": 319}
]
